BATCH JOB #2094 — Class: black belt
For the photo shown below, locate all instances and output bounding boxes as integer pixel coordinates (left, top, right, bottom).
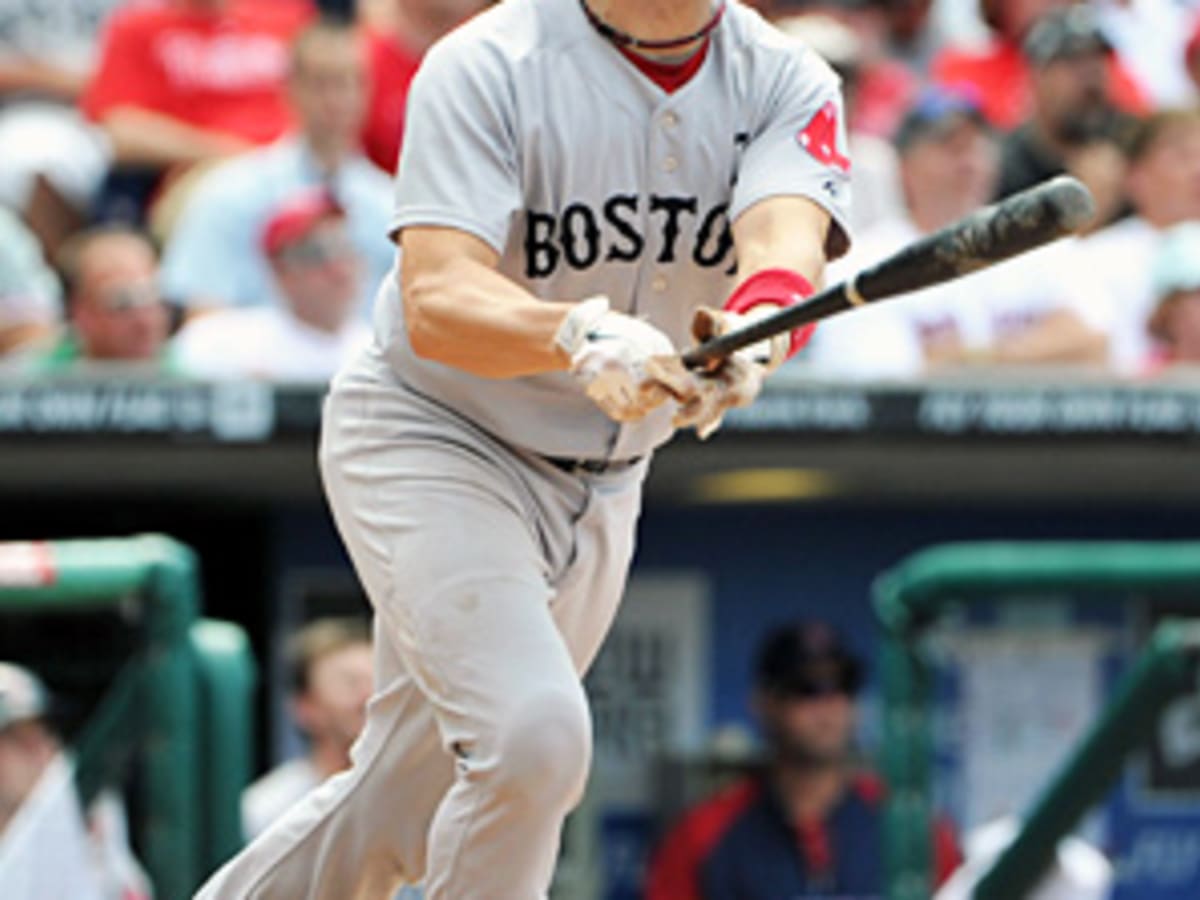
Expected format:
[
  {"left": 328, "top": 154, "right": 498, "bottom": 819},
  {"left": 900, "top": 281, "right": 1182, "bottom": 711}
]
[{"left": 544, "top": 455, "right": 643, "bottom": 475}]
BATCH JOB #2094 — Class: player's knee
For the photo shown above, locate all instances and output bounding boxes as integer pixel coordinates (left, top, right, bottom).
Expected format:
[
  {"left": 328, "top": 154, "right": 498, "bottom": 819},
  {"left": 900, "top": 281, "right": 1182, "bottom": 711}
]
[{"left": 492, "top": 687, "right": 592, "bottom": 812}]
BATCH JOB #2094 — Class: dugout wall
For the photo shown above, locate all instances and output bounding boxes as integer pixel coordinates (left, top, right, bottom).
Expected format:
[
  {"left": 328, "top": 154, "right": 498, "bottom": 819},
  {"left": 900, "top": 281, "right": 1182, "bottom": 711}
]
[
  {"left": 874, "top": 542, "right": 1200, "bottom": 900},
  {"left": 0, "top": 535, "right": 255, "bottom": 900}
]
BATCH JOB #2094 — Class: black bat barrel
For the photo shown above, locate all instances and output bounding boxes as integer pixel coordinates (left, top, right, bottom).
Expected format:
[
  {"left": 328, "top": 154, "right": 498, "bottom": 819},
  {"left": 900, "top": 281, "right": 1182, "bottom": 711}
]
[{"left": 854, "top": 175, "right": 1095, "bottom": 302}]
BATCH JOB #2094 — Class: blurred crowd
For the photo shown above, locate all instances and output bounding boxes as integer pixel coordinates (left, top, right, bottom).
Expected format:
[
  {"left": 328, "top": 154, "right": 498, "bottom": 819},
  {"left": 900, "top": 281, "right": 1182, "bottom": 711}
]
[{"left": 0, "top": 0, "right": 1198, "bottom": 382}]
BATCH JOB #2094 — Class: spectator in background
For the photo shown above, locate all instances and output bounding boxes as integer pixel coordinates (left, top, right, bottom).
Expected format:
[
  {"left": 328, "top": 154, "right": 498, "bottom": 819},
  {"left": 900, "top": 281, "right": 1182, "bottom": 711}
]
[
  {"left": 0, "top": 207, "right": 61, "bottom": 358},
  {"left": 80, "top": 0, "right": 313, "bottom": 215},
  {"left": 1093, "top": 0, "right": 1199, "bottom": 108},
  {"left": 173, "top": 190, "right": 370, "bottom": 382},
  {"left": 0, "top": 664, "right": 58, "bottom": 840},
  {"left": 881, "top": 0, "right": 939, "bottom": 74},
  {"left": 996, "top": 6, "right": 1132, "bottom": 232},
  {"left": 1146, "top": 224, "right": 1200, "bottom": 367},
  {"left": 645, "top": 622, "right": 960, "bottom": 899},
  {"left": 936, "top": 818, "right": 1112, "bottom": 900},
  {"left": 773, "top": 1, "right": 919, "bottom": 138},
  {"left": 161, "top": 18, "right": 392, "bottom": 317},
  {"left": 34, "top": 226, "right": 172, "bottom": 373},
  {"left": 358, "top": 0, "right": 489, "bottom": 172},
  {"left": 0, "top": 0, "right": 119, "bottom": 255},
  {"left": 775, "top": 14, "right": 902, "bottom": 234},
  {"left": 0, "top": 663, "right": 150, "bottom": 900},
  {"left": 932, "top": 0, "right": 1148, "bottom": 131},
  {"left": 1076, "top": 109, "right": 1200, "bottom": 373},
  {"left": 1188, "top": 17, "right": 1200, "bottom": 97},
  {"left": 809, "top": 88, "right": 1107, "bottom": 378},
  {"left": 242, "top": 618, "right": 372, "bottom": 841}
]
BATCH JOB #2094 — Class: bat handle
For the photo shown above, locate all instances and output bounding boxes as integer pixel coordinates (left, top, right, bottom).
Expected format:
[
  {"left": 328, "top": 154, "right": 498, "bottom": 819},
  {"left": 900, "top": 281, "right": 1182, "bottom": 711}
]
[{"left": 680, "top": 285, "right": 853, "bottom": 369}]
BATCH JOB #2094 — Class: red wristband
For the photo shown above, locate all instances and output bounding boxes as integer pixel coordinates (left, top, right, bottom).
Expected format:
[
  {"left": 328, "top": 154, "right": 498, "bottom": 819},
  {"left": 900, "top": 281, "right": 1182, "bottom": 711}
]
[{"left": 723, "top": 268, "right": 816, "bottom": 358}]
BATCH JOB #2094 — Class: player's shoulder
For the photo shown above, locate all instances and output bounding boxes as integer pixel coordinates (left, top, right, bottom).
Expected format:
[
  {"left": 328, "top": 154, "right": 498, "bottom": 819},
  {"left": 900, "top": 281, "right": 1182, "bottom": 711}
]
[
  {"left": 721, "top": 1, "right": 839, "bottom": 89},
  {"left": 422, "top": 0, "right": 559, "bottom": 72}
]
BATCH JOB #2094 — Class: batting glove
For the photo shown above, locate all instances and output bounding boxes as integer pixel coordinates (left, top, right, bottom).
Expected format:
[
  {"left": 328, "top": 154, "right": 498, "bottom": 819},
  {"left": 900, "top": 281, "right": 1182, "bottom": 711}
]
[
  {"left": 670, "top": 306, "right": 773, "bottom": 440},
  {"left": 556, "top": 296, "right": 693, "bottom": 423}
]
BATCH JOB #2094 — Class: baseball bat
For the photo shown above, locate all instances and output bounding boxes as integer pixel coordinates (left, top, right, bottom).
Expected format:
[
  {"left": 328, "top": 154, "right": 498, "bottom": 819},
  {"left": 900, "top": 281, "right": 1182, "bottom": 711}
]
[{"left": 681, "top": 175, "right": 1096, "bottom": 369}]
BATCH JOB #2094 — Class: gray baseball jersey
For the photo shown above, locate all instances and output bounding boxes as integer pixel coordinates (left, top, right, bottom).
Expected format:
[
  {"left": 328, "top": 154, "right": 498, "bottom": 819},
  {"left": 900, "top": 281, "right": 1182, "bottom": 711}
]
[{"left": 376, "top": 0, "right": 852, "bottom": 460}]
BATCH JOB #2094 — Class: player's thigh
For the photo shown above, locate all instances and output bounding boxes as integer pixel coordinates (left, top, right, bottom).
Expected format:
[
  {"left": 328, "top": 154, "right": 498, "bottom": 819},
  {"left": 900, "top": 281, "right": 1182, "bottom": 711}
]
[
  {"left": 551, "top": 464, "right": 647, "bottom": 675},
  {"left": 321, "top": 384, "right": 579, "bottom": 728}
]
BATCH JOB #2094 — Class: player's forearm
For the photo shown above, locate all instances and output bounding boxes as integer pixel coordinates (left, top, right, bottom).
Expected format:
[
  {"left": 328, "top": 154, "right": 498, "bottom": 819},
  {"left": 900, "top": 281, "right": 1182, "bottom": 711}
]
[
  {"left": 98, "top": 108, "right": 248, "bottom": 168},
  {"left": 403, "top": 255, "right": 575, "bottom": 379},
  {"left": 732, "top": 197, "right": 832, "bottom": 290}
]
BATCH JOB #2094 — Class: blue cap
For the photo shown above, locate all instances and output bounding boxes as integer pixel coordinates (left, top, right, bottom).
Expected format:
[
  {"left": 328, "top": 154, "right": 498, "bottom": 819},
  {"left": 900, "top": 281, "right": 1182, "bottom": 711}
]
[
  {"left": 1153, "top": 224, "right": 1200, "bottom": 300},
  {"left": 894, "top": 86, "right": 988, "bottom": 153}
]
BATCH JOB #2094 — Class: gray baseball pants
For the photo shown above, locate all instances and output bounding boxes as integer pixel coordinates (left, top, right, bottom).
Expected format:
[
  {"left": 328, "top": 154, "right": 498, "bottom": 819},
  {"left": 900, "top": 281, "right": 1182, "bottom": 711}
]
[{"left": 194, "top": 351, "right": 646, "bottom": 899}]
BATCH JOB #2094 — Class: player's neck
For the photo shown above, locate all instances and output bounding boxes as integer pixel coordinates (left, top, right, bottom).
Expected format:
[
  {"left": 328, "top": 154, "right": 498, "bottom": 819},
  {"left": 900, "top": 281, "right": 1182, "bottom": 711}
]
[{"left": 583, "top": 0, "right": 717, "bottom": 59}]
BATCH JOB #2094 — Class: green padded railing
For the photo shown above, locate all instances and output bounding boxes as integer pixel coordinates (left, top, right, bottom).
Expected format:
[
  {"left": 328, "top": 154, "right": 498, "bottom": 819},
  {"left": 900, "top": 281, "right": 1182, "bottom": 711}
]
[
  {"left": 190, "top": 619, "right": 257, "bottom": 873},
  {"left": 0, "top": 535, "right": 255, "bottom": 899},
  {"left": 873, "top": 542, "right": 1200, "bottom": 900},
  {"left": 975, "top": 619, "right": 1200, "bottom": 899}
]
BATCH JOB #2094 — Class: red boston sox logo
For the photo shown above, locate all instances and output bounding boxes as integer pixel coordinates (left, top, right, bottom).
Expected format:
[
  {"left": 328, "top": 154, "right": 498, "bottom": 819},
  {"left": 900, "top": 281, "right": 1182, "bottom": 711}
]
[{"left": 797, "top": 101, "right": 850, "bottom": 173}]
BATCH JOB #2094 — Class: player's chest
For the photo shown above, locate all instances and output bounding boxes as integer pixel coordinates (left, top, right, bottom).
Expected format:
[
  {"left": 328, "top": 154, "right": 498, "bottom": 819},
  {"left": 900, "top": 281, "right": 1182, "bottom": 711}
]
[
  {"left": 510, "top": 82, "right": 749, "bottom": 279},
  {"left": 515, "top": 75, "right": 747, "bottom": 197}
]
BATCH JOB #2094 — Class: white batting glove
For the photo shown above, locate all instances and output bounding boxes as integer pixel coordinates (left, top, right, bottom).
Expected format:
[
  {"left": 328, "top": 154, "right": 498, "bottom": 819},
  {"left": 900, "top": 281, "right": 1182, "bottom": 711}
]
[
  {"left": 556, "top": 297, "right": 687, "bottom": 423},
  {"left": 671, "top": 306, "right": 782, "bottom": 440}
]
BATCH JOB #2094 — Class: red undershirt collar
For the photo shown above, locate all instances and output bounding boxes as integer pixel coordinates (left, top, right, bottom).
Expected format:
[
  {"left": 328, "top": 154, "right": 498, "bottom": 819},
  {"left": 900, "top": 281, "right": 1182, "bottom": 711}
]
[{"left": 618, "top": 39, "right": 710, "bottom": 94}]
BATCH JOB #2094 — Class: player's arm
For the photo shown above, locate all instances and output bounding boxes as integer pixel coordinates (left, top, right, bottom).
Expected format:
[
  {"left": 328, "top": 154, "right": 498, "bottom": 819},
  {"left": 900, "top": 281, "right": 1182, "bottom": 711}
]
[
  {"left": 665, "top": 196, "right": 833, "bottom": 438},
  {"left": 732, "top": 194, "right": 831, "bottom": 289},
  {"left": 401, "top": 225, "right": 695, "bottom": 419},
  {"left": 400, "top": 226, "right": 575, "bottom": 378}
]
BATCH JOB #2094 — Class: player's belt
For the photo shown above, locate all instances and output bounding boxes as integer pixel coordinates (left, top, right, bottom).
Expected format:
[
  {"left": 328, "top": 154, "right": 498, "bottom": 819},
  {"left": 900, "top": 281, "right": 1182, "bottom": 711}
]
[{"left": 543, "top": 455, "right": 644, "bottom": 475}]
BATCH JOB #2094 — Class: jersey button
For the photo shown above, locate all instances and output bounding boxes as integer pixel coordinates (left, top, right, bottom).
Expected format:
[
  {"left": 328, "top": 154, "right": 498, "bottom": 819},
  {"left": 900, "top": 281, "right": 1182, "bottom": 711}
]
[
  {"left": 663, "top": 156, "right": 679, "bottom": 172},
  {"left": 662, "top": 112, "right": 678, "bottom": 129},
  {"left": 651, "top": 275, "right": 668, "bottom": 292}
]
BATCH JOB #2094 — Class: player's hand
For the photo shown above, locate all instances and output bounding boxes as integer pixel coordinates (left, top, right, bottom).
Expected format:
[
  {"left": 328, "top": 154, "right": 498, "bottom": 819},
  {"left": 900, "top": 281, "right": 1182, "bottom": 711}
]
[
  {"left": 694, "top": 306, "right": 792, "bottom": 373},
  {"left": 557, "top": 297, "right": 693, "bottom": 423},
  {"left": 667, "top": 306, "right": 776, "bottom": 439}
]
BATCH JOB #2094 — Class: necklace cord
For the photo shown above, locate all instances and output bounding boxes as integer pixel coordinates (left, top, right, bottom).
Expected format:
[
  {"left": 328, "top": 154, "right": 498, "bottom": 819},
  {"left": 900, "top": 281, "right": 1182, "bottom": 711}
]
[{"left": 579, "top": 0, "right": 727, "bottom": 51}]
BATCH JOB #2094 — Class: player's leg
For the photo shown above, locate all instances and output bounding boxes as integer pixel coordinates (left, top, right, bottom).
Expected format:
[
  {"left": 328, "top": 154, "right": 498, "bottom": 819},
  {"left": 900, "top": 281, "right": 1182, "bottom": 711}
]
[
  {"left": 195, "top": 384, "right": 461, "bottom": 899},
  {"left": 382, "top": 477, "right": 591, "bottom": 900},
  {"left": 291, "top": 368, "right": 593, "bottom": 899},
  {"left": 542, "top": 460, "right": 648, "bottom": 676},
  {"left": 195, "top": 635, "right": 451, "bottom": 899}
]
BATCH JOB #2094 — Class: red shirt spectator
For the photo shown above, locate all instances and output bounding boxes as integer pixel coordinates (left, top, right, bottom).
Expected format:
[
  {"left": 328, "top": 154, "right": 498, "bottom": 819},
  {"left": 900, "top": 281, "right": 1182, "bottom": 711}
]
[
  {"left": 359, "top": 27, "right": 422, "bottom": 173},
  {"left": 853, "top": 58, "right": 919, "bottom": 138},
  {"left": 1187, "top": 15, "right": 1200, "bottom": 96},
  {"left": 82, "top": 0, "right": 313, "bottom": 150},
  {"left": 933, "top": 36, "right": 1148, "bottom": 131},
  {"left": 357, "top": 0, "right": 489, "bottom": 172}
]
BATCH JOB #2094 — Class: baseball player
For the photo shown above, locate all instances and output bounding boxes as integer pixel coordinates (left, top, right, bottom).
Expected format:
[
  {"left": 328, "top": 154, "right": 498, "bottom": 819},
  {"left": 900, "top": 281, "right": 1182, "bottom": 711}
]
[{"left": 196, "top": 0, "right": 851, "bottom": 897}]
